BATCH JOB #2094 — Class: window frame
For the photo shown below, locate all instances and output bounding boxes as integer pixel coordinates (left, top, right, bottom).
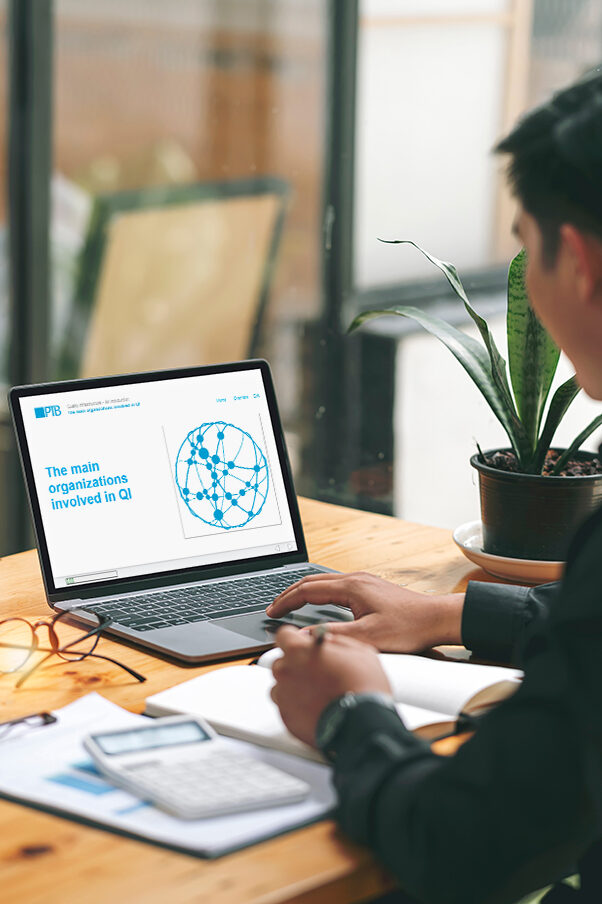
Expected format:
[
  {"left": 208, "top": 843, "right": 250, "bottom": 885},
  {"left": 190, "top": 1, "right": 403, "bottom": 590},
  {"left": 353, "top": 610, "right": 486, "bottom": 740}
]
[{"left": 6, "top": 0, "right": 53, "bottom": 554}]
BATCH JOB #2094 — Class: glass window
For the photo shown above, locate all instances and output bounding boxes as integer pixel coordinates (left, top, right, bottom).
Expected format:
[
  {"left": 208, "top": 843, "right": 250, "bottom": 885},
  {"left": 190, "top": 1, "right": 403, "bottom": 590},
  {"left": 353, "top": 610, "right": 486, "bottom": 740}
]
[
  {"left": 53, "top": 0, "right": 327, "bottom": 331},
  {"left": 351, "top": 0, "right": 602, "bottom": 528},
  {"left": 355, "top": 0, "right": 511, "bottom": 289},
  {"left": 353, "top": 0, "right": 602, "bottom": 293},
  {"left": 51, "top": 0, "right": 328, "bottom": 483},
  {"left": 2, "top": 1, "right": 601, "bottom": 554}
]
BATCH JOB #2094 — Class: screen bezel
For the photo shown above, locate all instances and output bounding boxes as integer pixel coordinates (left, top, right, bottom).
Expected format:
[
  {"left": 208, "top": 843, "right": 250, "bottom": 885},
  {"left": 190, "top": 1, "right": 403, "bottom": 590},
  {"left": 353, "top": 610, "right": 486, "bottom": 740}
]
[{"left": 9, "top": 359, "right": 308, "bottom": 603}]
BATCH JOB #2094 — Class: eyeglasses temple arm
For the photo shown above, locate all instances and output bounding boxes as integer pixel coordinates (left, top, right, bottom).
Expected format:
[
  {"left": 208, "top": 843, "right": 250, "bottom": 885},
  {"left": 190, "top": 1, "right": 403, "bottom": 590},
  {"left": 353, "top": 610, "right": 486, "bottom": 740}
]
[
  {"left": 15, "top": 650, "right": 146, "bottom": 687},
  {"left": 55, "top": 612, "right": 111, "bottom": 652},
  {"left": 83, "top": 651, "right": 146, "bottom": 683}
]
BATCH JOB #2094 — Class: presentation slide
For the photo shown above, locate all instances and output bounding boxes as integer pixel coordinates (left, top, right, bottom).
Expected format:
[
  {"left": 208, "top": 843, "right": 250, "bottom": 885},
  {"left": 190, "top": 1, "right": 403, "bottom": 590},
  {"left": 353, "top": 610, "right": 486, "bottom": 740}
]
[{"left": 18, "top": 369, "right": 298, "bottom": 588}]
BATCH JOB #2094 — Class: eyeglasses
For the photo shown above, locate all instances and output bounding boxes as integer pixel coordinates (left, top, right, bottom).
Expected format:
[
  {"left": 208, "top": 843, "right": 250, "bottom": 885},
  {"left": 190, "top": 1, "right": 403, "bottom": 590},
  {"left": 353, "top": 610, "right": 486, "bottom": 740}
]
[{"left": 0, "top": 609, "right": 146, "bottom": 687}]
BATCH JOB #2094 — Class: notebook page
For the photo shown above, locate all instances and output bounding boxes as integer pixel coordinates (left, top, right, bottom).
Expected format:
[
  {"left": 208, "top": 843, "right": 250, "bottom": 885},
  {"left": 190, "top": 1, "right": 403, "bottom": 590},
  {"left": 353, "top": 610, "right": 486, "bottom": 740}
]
[
  {"left": 395, "top": 703, "right": 453, "bottom": 732},
  {"left": 378, "top": 654, "right": 522, "bottom": 716},
  {"left": 258, "top": 648, "right": 522, "bottom": 717},
  {"left": 145, "top": 664, "right": 457, "bottom": 759},
  {"left": 146, "top": 665, "right": 323, "bottom": 762}
]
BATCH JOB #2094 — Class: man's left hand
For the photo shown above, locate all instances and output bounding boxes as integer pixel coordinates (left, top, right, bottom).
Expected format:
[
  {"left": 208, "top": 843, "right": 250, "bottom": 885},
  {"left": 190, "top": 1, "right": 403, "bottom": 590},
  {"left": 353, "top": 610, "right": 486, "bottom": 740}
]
[{"left": 270, "top": 626, "right": 392, "bottom": 748}]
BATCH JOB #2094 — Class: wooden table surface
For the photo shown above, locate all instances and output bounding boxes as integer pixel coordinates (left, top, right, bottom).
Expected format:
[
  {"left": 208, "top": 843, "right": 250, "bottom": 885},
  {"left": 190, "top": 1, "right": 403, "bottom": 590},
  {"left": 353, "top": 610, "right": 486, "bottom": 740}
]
[{"left": 0, "top": 497, "right": 494, "bottom": 904}]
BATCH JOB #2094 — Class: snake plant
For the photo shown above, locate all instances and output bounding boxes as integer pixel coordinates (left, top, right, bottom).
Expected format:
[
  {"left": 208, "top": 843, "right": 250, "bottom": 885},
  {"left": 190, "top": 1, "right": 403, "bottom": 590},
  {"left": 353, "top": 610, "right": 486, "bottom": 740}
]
[{"left": 349, "top": 241, "right": 602, "bottom": 475}]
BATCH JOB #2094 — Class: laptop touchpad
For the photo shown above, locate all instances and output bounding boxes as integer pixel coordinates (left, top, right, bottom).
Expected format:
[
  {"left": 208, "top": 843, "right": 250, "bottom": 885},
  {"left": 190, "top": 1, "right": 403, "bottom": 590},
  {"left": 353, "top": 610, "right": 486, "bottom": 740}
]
[{"left": 212, "top": 604, "right": 352, "bottom": 644}]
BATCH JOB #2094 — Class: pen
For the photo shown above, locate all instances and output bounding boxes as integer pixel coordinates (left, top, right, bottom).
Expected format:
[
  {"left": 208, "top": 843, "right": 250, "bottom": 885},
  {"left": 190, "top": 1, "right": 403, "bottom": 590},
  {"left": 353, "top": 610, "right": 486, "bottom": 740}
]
[{"left": 313, "top": 624, "right": 329, "bottom": 646}]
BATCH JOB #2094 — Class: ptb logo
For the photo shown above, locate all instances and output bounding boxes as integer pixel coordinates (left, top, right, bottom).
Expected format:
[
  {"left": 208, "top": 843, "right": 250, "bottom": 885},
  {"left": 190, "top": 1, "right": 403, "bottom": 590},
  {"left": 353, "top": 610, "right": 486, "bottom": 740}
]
[{"left": 35, "top": 405, "right": 61, "bottom": 418}]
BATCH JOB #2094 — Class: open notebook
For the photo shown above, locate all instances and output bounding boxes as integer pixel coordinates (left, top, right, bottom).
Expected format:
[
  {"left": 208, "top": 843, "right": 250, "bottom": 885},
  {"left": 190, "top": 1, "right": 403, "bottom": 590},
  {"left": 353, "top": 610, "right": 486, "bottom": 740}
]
[{"left": 146, "top": 650, "right": 523, "bottom": 763}]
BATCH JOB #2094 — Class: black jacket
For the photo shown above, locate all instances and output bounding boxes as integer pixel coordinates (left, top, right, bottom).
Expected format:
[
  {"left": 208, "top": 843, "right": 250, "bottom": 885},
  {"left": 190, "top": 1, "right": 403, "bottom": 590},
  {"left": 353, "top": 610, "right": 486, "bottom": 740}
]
[{"left": 326, "top": 506, "right": 602, "bottom": 904}]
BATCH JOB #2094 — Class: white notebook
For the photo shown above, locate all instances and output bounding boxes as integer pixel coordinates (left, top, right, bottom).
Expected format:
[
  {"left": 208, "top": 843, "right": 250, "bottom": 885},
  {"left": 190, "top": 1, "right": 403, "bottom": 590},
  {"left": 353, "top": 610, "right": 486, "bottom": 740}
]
[{"left": 145, "top": 650, "right": 523, "bottom": 763}]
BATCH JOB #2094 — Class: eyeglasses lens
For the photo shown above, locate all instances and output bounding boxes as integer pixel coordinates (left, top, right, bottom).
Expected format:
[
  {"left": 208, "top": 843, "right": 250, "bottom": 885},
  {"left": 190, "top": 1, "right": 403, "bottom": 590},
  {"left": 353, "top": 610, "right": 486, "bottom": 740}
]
[
  {"left": 55, "top": 610, "right": 102, "bottom": 661},
  {"left": 0, "top": 619, "right": 35, "bottom": 673}
]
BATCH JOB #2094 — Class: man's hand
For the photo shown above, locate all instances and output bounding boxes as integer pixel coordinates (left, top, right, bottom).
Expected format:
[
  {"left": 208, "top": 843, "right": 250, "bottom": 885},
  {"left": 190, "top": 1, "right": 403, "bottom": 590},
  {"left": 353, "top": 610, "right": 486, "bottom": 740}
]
[
  {"left": 270, "top": 626, "right": 392, "bottom": 747},
  {"left": 266, "top": 572, "right": 464, "bottom": 652}
]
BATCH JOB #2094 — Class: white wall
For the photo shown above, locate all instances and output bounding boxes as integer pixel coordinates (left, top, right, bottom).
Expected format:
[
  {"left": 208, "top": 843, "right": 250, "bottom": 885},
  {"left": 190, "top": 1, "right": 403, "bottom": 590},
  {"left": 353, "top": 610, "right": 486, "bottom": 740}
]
[
  {"left": 394, "top": 316, "right": 602, "bottom": 529},
  {"left": 354, "top": 1, "right": 511, "bottom": 287}
]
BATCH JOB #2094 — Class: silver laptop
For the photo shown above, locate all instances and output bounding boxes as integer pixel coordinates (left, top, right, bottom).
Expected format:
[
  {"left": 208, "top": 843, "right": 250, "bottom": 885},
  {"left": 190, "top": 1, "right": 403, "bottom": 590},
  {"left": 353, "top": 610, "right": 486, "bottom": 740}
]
[{"left": 9, "top": 360, "right": 351, "bottom": 663}]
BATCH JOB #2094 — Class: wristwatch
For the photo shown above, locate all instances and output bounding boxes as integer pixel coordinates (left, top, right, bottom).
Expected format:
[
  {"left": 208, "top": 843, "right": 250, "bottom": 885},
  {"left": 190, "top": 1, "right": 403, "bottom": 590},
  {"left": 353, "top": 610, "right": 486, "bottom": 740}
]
[{"left": 315, "top": 691, "right": 397, "bottom": 760}]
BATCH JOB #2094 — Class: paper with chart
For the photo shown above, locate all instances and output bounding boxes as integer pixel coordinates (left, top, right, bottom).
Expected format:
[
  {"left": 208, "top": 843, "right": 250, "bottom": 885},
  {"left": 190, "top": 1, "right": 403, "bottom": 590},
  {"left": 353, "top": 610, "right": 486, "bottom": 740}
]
[{"left": 0, "top": 694, "right": 334, "bottom": 858}]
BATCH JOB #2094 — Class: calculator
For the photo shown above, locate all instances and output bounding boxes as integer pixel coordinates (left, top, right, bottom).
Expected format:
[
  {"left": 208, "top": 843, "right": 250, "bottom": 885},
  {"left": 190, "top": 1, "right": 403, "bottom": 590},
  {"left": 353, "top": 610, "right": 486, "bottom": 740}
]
[{"left": 83, "top": 714, "right": 310, "bottom": 819}]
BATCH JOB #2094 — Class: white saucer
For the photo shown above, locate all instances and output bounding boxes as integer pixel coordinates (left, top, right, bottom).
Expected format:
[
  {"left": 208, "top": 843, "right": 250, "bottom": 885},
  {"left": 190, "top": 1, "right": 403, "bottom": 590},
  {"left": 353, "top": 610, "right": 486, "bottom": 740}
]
[{"left": 453, "top": 520, "right": 564, "bottom": 584}]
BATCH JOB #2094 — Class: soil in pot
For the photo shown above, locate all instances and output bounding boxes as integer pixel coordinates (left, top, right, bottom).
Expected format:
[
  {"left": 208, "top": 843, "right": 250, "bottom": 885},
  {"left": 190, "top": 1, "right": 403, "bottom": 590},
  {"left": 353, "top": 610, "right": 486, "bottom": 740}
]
[
  {"left": 471, "top": 449, "right": 602, "bottom": 562},
  {"left": 484, "top": 449, "right": 602, "bottom": 477}
]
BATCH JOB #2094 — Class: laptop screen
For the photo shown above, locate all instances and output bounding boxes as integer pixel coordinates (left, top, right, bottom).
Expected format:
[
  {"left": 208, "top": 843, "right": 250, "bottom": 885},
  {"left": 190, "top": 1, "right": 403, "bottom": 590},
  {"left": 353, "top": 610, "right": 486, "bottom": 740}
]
[{"left": 11, "top": 363, "right": 302, "bottom": 594}]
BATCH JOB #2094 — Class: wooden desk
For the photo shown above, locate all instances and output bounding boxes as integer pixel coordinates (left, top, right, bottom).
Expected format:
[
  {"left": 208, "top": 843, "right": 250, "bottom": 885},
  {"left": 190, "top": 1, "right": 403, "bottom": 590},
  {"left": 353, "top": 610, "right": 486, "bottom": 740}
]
[{"left": 0, "top": 498, "right": 487, "bottom": 904}]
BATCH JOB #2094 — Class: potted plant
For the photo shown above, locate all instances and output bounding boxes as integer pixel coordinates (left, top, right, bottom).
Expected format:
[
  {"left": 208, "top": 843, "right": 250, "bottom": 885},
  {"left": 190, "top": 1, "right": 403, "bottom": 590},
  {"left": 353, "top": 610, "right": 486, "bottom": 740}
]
[{"left": 349, "top": 241, "right": 602, "bottom": 562}]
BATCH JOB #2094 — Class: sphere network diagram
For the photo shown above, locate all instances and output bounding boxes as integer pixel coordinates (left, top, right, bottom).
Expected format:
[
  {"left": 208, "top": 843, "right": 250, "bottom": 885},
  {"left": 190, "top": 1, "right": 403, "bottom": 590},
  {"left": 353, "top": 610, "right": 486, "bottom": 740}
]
[{"left": 175, "top": 421, "right": 270, "bottom": 529}]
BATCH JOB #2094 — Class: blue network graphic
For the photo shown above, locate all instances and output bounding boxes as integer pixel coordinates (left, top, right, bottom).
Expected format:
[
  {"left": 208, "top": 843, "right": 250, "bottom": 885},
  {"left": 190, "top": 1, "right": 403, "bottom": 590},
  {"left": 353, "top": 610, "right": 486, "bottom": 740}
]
[{"left": 175, "top": 421, "right": 269, "bottom": 529}]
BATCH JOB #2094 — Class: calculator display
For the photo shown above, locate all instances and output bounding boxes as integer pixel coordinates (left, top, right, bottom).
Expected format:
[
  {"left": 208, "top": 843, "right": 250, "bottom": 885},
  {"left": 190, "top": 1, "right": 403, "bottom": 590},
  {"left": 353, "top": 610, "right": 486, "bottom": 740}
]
[{"left": 94, "top": 721, "right": 211, "bottom": 755}]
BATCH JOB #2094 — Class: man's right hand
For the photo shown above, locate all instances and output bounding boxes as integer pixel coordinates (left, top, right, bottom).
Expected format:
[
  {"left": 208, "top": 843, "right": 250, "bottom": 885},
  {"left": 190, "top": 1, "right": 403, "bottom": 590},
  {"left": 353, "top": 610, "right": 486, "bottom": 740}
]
[{"left": 266, "top": 571, "right": 465, "bottom": 653}]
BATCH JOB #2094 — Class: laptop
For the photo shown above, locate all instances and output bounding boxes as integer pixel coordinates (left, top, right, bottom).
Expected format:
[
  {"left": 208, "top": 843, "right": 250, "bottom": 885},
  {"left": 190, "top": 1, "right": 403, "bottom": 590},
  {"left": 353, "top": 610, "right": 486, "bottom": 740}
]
[{"left": 9, "top": 360, "right": 351, "bottom": 663}]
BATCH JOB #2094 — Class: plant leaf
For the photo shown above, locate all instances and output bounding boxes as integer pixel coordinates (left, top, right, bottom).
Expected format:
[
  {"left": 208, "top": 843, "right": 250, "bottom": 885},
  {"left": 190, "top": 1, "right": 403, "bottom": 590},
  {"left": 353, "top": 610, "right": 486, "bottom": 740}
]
[
  {"left": 550, "top": 414, "right": 602, "bottom": 475},
  {"left": 463, "top": 300, "right": 525, "bottom": 451},
  {"left": 378, "top": 239, "right": 471, "bottom": 303},
  {"left": 507, "top": 249, "right": 560, "bottom": 452},
  {"left": 377, "top": 239, "right": 528, "bottom": 462},
  {"left": 532, "top": 375, "right": 581, "bottom": 472},
  {"left": 349, "top": 304, "right": 522, "bottom": 457}
]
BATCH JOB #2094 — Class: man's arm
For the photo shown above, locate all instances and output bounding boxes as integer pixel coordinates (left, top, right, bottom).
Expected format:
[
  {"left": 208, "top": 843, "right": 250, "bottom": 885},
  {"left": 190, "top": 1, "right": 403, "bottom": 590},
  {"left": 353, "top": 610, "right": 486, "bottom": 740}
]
[
  {"left": 463, "top": 580, "right": 559, "bottom": 665},
  {"left": 267, "top": 571, "right": 560, "bottom": 665},
  {"left": 271, "top": 610, "right": 599, "bottom": 904},
  {"left": 267, "top": 572, "right": 465, "bottom": 652},
  {"left": 272, "top": 509, "right": 602, "bottom": 902},
  {"left": 329, "top": 662, "right": 595, "bottom": 904}
]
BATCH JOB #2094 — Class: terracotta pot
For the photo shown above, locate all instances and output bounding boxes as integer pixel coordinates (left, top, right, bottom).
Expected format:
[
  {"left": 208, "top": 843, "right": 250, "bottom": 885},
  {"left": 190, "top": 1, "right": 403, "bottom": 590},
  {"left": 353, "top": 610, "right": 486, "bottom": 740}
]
[{"left": 470, "top": 449, "right": 602, "bottom": 561}]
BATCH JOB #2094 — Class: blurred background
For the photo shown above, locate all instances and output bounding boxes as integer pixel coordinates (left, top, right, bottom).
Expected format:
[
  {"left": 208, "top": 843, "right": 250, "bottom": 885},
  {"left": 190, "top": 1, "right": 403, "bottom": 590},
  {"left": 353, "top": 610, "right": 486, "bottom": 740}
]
[{"left": 1, "top": 0, "right": 602, "bottom": 555}]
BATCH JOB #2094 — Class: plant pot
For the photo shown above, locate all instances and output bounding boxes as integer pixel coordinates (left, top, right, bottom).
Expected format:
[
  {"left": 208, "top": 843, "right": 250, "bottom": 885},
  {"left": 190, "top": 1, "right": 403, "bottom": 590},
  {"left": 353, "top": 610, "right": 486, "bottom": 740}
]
[{"left": 470, "top": 449, "right": 602, "bottom": 562}]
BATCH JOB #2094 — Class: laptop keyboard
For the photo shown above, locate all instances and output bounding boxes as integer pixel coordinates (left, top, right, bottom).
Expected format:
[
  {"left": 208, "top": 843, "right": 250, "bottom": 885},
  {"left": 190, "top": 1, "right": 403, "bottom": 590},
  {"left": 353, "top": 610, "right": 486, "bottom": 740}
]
[{"left": 86, "top": 568, "right": 325, "bottom": 632}]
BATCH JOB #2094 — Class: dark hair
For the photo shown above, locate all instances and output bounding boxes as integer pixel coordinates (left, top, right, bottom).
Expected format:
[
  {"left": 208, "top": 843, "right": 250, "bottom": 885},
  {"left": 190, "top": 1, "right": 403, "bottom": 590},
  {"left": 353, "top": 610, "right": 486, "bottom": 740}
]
[{"left": 495, "top": 69, "right": 602, "bottom": 264}]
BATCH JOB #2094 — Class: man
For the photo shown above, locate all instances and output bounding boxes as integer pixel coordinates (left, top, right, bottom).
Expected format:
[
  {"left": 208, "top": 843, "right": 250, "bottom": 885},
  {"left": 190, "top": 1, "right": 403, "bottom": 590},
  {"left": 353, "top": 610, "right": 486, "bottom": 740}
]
[{"left": 266, "top": 71, "right": 602, "bottom": 904}]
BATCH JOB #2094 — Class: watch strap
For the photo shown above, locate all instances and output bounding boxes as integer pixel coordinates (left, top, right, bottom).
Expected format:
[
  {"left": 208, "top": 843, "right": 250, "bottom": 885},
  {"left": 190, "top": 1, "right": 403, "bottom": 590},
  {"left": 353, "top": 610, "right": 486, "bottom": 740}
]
[{"left": 316, "top": 691, "right": 396, "bottom": 761}]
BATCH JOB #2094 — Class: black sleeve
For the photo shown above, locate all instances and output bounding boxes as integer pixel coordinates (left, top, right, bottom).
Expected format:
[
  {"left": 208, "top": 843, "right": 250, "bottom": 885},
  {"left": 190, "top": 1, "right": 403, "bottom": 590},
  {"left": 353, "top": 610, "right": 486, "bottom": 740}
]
[
  {"left": 462, "top": 581, "right": 560, "bottom": 666},
  {"left": 329, "top": 514, "right": 602, "bottom": 904},
  {"left": 330, "top": 655, "right": 596, "bottom": 904}
]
